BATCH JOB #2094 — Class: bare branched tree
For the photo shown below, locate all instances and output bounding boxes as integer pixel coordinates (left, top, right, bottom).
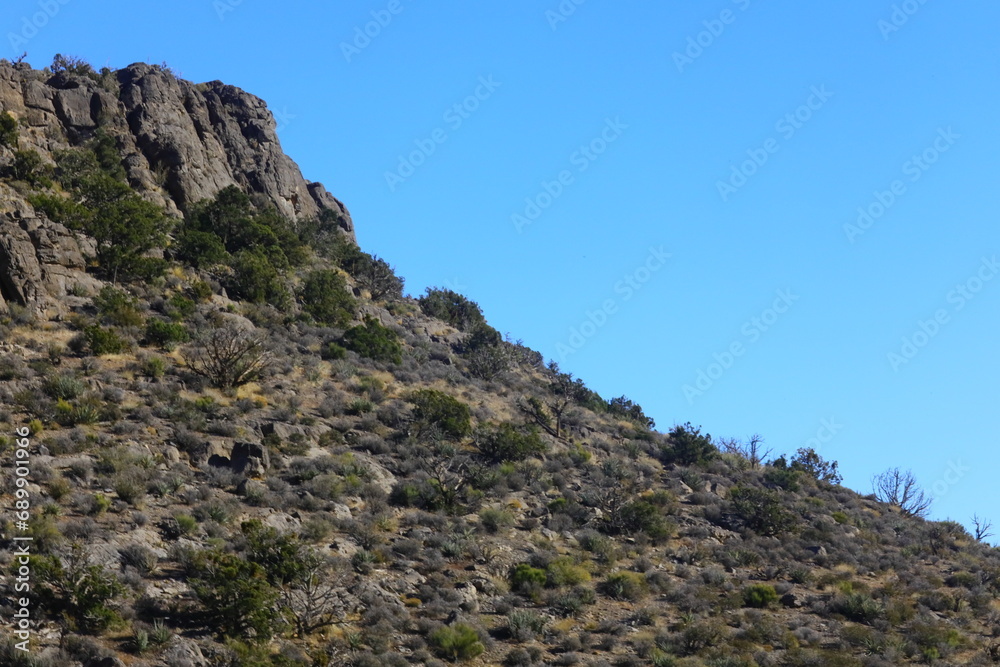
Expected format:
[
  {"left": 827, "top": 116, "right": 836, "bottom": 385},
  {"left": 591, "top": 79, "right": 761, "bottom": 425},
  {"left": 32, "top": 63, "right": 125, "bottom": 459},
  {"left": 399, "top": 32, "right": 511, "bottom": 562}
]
[
  {"left": 280, "top": 557, "right": 350, "bottom": 637},
  {"left": 185, "top": 323, "right": 271, "bottom": 388},
  {"left": 872, "top": 467, "right": 932, "bottom": 518},
  {"left": 719, "top": 434, "right": 771, "bottom": 469},
  {"left": 972, "top": 514, "right": 994, "bottom": 543}
]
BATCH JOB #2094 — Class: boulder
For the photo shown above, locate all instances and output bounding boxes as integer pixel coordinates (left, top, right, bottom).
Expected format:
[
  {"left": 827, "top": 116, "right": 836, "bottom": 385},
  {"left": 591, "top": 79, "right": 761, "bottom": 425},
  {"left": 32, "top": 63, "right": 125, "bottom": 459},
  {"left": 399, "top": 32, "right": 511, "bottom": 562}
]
[
  {"left": 230, "top": 441, "right": 270, "bottom": 477},
  {"left": 159, "top": 638, "right": 210, "bottom": 667}
]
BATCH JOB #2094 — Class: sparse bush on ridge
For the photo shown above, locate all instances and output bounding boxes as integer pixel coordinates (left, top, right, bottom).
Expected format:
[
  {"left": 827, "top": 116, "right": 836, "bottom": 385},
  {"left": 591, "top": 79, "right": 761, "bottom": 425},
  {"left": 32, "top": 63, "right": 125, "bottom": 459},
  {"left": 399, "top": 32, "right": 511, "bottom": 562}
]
[
  {"left": 419, "top": 287, "right": 487, "bottom": 331},
  {"left": 341, "top": 316, "right": 403, "bottom": 364},
  {"left": 661, "top": 422, "right": 716, "bottom": 466}
]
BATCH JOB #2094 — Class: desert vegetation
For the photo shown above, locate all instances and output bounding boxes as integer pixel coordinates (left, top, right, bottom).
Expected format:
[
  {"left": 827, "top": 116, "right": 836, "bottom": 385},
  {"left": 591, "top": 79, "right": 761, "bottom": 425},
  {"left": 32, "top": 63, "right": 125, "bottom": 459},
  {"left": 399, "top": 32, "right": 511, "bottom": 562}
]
[{"left": 0, "top": 55, "right": 998, "bottom": 667}]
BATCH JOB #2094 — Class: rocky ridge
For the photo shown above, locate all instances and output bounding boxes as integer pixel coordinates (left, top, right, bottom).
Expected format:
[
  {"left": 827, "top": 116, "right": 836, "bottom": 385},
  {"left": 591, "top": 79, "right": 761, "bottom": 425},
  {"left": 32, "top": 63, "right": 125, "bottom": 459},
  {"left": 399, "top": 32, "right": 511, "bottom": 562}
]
[{"left": 0, "top": 60, "right": 353, "bottom": 312}]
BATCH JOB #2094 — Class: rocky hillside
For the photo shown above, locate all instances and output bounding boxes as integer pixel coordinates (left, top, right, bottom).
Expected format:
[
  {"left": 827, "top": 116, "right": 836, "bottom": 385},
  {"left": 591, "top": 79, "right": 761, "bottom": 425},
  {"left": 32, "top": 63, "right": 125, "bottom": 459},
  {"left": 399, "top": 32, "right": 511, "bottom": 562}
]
[
  {"left": 0, "top": 58, "right": 352, "bottom": 313},
  {"left": 2, "top": 58, "right": 1000, "bottom": 667}
]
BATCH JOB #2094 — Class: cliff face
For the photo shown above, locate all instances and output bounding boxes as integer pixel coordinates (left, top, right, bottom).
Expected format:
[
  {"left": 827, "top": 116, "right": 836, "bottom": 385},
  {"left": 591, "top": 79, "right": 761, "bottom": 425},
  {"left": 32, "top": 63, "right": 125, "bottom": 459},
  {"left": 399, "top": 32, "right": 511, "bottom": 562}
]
[{"left": 0, "top": 61, "right": 353, "bottom": 311}]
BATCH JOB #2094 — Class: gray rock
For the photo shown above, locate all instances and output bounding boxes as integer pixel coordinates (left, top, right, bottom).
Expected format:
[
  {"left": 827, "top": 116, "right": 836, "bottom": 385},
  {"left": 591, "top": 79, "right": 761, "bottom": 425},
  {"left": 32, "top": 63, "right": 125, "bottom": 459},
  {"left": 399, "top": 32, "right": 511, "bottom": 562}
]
[
  {"left": 781, "top": 593, "right": 803, "bottom": 608},
  {"left": 0, "top": 216, "right": 43, "bottom": 307},
  {"left": 159, "top": 638, "right": 210, "bottom": 667},
  {"left": 0, "top": 60, "right": 357, "bottom": 312},
  {"left": 230, "top": 441, "right": 270, "bottom": 477},
  {"left": 263, "top": 511, "right": 301, "bottom": 533}
]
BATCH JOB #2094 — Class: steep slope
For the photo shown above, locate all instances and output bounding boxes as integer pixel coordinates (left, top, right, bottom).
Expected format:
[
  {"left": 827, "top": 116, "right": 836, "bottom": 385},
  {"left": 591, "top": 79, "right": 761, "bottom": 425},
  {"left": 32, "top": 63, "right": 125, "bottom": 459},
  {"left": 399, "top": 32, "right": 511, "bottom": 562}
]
[{"left": 1, "top": 58, "right": 999, "bottom": 667}]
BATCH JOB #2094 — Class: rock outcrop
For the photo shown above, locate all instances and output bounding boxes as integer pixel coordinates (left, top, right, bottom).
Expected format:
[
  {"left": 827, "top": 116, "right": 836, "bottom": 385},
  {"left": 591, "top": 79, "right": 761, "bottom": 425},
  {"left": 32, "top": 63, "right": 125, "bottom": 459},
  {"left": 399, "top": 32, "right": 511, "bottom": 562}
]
[{"left": 0, "top": 59, "right": 354, "bottom": 311}]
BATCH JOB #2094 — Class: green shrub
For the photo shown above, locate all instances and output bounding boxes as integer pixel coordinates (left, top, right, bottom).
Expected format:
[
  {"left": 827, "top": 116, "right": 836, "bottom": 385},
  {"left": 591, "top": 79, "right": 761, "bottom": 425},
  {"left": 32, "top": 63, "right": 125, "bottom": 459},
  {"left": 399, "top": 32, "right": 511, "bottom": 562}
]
[
  {"left": 389, "top": 480, "right": 442, "bottom": 511},
  {"left": 54, "top": 397, "right": 102, "bottom": 426},
  {"left": 907, "top": 621, "right": 964, "bottom": 652},
  {"left": 418, "top": 287, "right": 487, "bottom": 331},
  {"left": 300, "top": 269, "right": 356, "bottom": 326},
  {"left": 606, "top": 395, "right": 656, "bottom": 429},
  {"left": 661, "top": 422, "right": 716, "bottom": 465},
  {"left": 7, "top": 149, "right": 51, "bottom": 186},
  {"left": 94, "top": 286, "right": 144, "bottom": 327},
  {"left": 230, "top": 249, "right": 289, "bottom": 306},
  {"left": 90, "top": 493, "right": 112, "bottom": 515},
  {"left": 176, "top": 229, "right": 228, "bottom": 268},
  {"left": 114, "top": 471, "right": 147, "bottom": 506},
  {"left": 788, "top": 447, "right": 843, "bottom": 484},
  {"left": 28, "top": 192, "right": 93, "bottom": 230},
  {"left": 833, "top": 593, "right": 882, "bottom": 624},
  {"left": 743, "top": 584, "right": 779, "bottom": 608},
  {"left": 605, "top": 500, "right": 676, "bottom": 542},
  {"left": 191, "top": 280, "right": 214, "bottom": 301},
  {"left": 167, "top": 293, "right": 197, "bottom": 320},
  {"left": 189, "top": 549, "right": 283, "bottom": 642},
  {"left": 84, "top": 325, "right": 130, "bottom": 355},
  {"left": 240, "top": 519, "right": 315, "bottom": 585},
  {"left": 32, "top": 547, "right": 126, "bottom": 633},
  {"left": 75, "top": 171, "right": 172, "bottom": 280},
  {"left": 409, "top": 389, "right": 471, "bottom": 439},
  {"left": 174, "top": 514, "right": 198, "bottom": 535},
  {"left": 145, "top": 319, "right": 190, "bottom": 350},
  {"left": 506, "top": 609, "right": 547, "bottom": 642},
  {"left": 728, "top": 485, "right": 797, "bottom": 536},
  {"left": 429, "top": 623, "right": 484, "bottom": 662},
  {"left": 321, "top": 342, "right": 347, "bottom": 360},
  {"left": 546, "top": 557, "right": 591, "bottom": 587},
  {"left": 478, "top": 506, "right": 515, "bottom": 533},
  {"left": 763, "top": 465, "right": 801, "bottom": 492},
  {"left": 474, "top": 422, "right": 546, "bottom": 463},
  {"left": 677, "top": 620, "right": 724, "bottom": 655},
  {"left": 341, "top": 251, "right": 404, "bottom": 300},
  {"left": 600, "top": 571, "right": 648, "bottom": 601},
  {"left": 510, "top": 563, "right": 547, "bottom": 595},
  {"left": 51, "top": 53, "right": 96, "bottom": 77},
  {"left": 340, "top": 316, "right": 402, "bottom": 364},
  {"left": 43, "top": 373, "right": 85, "bottom": 400},
  {"left": 0, "top": 111, "right": 18, "bottom": 147}
]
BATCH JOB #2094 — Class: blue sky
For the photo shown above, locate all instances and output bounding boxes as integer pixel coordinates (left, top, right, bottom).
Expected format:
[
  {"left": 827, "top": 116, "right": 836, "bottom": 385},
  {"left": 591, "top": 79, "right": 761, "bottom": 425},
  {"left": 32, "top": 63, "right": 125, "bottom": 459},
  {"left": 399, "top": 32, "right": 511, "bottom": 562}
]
[{"left": 5, "top": 0, "right": 999, "bottom": 536}]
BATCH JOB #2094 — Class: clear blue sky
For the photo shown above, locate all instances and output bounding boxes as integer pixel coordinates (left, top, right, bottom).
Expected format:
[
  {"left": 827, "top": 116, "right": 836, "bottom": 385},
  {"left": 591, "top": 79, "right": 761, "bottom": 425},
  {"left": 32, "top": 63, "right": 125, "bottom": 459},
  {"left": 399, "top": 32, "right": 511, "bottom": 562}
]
[{"left": 6, "top": 0, "right": 999, "bottom": 536}]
